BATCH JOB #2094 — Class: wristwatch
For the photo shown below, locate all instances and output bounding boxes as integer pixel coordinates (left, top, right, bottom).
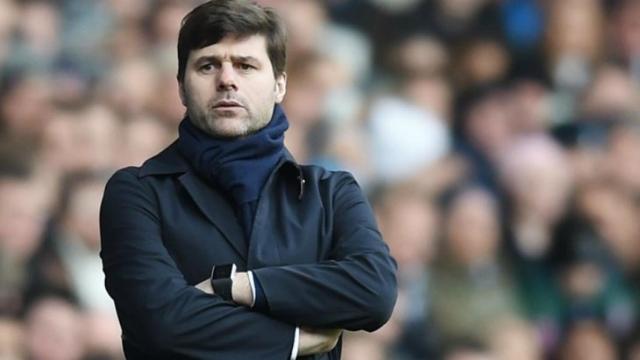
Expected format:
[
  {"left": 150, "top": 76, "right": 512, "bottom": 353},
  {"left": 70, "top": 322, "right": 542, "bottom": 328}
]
[{"left": 210, "top": 263, "right": 236, "bottom": 301}]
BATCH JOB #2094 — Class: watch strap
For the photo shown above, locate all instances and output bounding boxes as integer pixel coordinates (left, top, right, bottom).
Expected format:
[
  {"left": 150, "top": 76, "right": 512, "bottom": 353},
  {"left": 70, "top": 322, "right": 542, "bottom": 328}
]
[
  {"left": 211, "top": 278, "right": 233, "bottom": 301},
  {"left": 210, "top": 263, "right": 236, "bottom": 301}
]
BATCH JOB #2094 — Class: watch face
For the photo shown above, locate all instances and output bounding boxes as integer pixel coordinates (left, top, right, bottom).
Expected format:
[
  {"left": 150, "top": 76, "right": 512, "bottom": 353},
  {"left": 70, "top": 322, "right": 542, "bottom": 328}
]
[{"left": 212, "top": 263, "right": 236, "bottom": 279}]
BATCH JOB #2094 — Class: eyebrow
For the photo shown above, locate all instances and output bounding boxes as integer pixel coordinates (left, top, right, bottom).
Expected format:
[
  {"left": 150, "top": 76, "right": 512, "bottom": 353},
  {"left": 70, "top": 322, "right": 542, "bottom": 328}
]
[{"left": 194, "top": 55, "right": 261, "bottom": 65}]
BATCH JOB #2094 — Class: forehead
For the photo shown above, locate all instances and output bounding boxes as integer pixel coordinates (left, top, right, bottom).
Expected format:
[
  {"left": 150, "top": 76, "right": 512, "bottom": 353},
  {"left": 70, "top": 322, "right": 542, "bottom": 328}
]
[{"left": 188, "top": 34, "right": 270, "bottom": 63}]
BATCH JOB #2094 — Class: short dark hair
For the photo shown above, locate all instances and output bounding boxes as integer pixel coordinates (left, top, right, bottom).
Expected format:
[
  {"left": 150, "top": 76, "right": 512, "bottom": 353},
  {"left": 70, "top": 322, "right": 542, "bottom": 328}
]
[{"left": 176, "top": 0, "right": 287, "bottom": 82}]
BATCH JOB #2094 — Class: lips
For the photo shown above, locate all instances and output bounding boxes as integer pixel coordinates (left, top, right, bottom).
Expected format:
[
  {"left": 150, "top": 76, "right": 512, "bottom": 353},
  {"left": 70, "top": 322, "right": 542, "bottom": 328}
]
[{"left": 213, "top": 100, "right": 243, "bottom": 108}]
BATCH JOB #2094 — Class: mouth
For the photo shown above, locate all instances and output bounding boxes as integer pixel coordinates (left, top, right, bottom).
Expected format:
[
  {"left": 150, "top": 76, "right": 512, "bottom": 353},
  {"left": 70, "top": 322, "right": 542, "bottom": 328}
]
[{"left": 213, "top": 100, "right": 243, "bottom": 109}]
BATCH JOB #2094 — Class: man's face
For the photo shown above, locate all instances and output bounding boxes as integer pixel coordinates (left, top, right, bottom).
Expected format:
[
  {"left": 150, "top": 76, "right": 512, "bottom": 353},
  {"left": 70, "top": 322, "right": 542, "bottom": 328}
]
[{"left": 179, "top": 34, "right": 287, "bottom": 138}]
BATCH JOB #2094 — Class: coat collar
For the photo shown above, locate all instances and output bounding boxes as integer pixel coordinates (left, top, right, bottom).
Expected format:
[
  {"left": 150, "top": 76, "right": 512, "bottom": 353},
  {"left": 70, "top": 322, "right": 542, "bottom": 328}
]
[
  {"left": 138, "top": 140, "right": 188, "bottom": 177},
  {"left": 139, "top": 140, "right": 303, "bottom": 186},
  {"left": 137, "top": 140, "right": 306, "bottom": 261}
]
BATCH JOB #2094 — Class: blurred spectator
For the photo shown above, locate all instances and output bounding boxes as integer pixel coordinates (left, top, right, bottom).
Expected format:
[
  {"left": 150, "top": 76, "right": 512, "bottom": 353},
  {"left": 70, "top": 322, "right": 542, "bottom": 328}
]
[
  {"left": 551, "top": 213, "right": 637, "bottom": 341},
  {"left": 454, "top": 82, "right": 514, "bottom": 193},
  {"left": 5, "top": 0, "right": 62, "bottom": 73},
  {"left": 545, "top": 0, "right": 605, "bottom": 90},
  {"left": 391, "top": 35, "right": 453, "bottom": 122},
  {"left": 0, "top": 73, "right": 54, "bottom": 140},
  {"left": 72, "top": 104, "right": 121, "bottom": 172},
  {"left": 25, "top": 171, "right": 125, "bottom": 358},
  {"left": 500, "top": 135, "right": 572, "bottom": 260},
  {"left": 373, "top": 184, "right": 440, "bottom": 359},
  {"left": 100, "top": 58, "right": 160, "bottom": 116},
  {"left": 498, "top": 135, "right": 573, "bottom": 351},
  {"left": 430, "top": 0, "right": 499, "bottom": 42},
  {"left": 604, "top": 120, "right": 640, "bottom": 195},
  {"left": 41, "top": 107, "right": 84, "bottom": 176},
  {"left": 431, "top": 186, "right": 521, "bottom": 346},
  {"left": 611, "top": 0, "right": 640, "bottom": 82},
  {"left": 453, "top": 35, "right": 511, "bottom": 90},
  {"left": 488, "top": 318, "right": 542, "bottom": 360},
  {"left": 368, "top": 36, "right": 453, "bottom": 184},
  {"left": 0, "top": 159, "right": 50, "bottom": 316},
  {"left": 282, "top": 52, "right": 336, "bottom": 163},
  {"left": 581, "top": 64, "right": 640, "bottom": 119},
  {"left": 387, "top": 35, "right": 449, "bottom": 81},
  {"left": 24, "top": 296, "right": 85, "bottom": 360},
  {"left": 557, "top": 320, "right": 618, "bottom": 360},
  {"left": 117, "top": 114, "right": 172, "bottom": 168},
  {"left": 27, "top": 171, "right": 112, "bottom": 311},
  {"left": 545, "top": 0, "right": 607, "bottom": 123}
]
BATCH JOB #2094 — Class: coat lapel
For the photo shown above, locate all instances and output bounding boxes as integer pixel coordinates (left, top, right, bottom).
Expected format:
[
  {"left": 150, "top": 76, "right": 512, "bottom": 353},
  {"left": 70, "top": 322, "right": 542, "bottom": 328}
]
[
  {"left": 140, "top": 141, "right": 249, "bottom": 261},
  {"left": 139, "top": 142, "right": 305, "bottom": 264},
  {"left": 178, "top": 171, "right": 248, "bottom": 261}
]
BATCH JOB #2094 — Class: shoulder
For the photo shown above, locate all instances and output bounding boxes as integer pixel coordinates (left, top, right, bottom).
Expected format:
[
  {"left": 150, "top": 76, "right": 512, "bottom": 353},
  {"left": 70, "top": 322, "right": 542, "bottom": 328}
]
[
  {"left": 297, "top": 164, "right": 364, "bottom": 203},
  {"left": 299, "top": 164, "right": 358, "bottom": 189},
  {"left": 299, "top": 164, "right": 355, "bottom": 183},
  {"left": 104, "top": 141, "right": 188, "bottom": 188},
  {"left": 103, "top": 166, "right": 152, "bottom": 204},
  {"left": 105, "top": 166, "right": 143, "bottom": 188}
]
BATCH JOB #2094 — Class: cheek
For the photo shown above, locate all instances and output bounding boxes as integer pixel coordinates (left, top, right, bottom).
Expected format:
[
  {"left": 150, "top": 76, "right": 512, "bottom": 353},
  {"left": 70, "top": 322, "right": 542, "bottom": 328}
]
[
  {"left": 244, "top": 87, "right": 272, "bottom": 110},
  {"left": 184, "top": 78, "right": 213, "bottom": 104},
  {"left": 248, "top": 76, "right": 279, "bottom": 100}
]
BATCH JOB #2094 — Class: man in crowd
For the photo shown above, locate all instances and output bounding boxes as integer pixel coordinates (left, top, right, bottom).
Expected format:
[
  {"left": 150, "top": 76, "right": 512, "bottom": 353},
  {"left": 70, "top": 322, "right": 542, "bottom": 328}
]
[{"left": 99, "top": 1, "right": 397, "bottom": 359}]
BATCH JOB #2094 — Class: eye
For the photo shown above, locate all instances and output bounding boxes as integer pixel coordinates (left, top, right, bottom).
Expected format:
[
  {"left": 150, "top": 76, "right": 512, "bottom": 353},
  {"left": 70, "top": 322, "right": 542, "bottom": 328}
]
[
  {"left": 199, "top": 63, "right": 216, "bottom": 73},
  {"left": 237, "top": 63, "right": 255, "bottom": 71}
]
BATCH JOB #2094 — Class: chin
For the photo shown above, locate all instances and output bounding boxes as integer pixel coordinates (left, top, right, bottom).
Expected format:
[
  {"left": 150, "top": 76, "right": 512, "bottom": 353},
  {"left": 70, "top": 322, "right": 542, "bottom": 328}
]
[
  {"left": 208, "top": 119, "right": 251, "bottom": 138},
  {"left": 194, "top": 110, "right": 261, "bottom": 138},
  {"left": 215, "top": 129, "right": 249, "bottom": 138}
]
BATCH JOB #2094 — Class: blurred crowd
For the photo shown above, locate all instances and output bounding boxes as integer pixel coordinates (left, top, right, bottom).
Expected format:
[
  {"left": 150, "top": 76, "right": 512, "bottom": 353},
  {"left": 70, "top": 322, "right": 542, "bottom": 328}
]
[{"left": 1, "top": 0, "right": 640, "bottom": 359}]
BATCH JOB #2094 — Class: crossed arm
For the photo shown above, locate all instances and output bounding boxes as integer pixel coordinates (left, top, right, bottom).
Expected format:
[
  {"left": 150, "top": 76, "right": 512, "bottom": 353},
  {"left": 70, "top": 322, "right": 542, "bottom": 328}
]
[
  {"left": 203, "top": 277, "right": 334, "bottom": 357},
  {"left": 194, "top": 274, "right": 342, "bottom": 356},
  {"left": 100, "top": 168, "right": 397, "bottom": 359}
]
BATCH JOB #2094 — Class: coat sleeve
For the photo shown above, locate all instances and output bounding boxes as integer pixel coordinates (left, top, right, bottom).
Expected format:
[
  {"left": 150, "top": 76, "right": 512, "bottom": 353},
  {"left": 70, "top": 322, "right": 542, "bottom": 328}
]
[
  {"left": 100, "top": 168, "right": 296, "bottom": 359},
  {"left": 251, "top": 172, "right": 398, "bottom": 332}
]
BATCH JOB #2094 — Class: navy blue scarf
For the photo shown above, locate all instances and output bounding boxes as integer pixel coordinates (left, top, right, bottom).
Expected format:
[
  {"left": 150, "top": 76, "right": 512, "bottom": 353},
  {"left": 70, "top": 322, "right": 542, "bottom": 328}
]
[{"left": 177, "top": 105, "right": 288, "bottom": 211}]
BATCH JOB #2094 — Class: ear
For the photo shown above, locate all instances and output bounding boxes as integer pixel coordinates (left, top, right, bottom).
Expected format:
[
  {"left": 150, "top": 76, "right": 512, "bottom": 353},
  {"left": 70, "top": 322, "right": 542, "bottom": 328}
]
[
  {"left": 274, "top": 72, "right": 287, "bottom": 104},
  {"left": 178, "top": 80, "right": 187, "bottom": 107}
]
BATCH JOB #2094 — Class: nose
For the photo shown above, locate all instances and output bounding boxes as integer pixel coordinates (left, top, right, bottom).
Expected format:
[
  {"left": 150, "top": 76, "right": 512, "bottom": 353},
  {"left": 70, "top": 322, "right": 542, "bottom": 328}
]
[{"left": 217, "top": 62, "right": 237, "bottom": 91}]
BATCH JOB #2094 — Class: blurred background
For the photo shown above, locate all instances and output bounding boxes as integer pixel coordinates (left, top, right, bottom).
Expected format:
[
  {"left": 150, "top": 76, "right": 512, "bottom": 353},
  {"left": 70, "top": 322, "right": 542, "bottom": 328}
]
[{"left": 1, "top": 0, "right": 640, "bottom": 359}]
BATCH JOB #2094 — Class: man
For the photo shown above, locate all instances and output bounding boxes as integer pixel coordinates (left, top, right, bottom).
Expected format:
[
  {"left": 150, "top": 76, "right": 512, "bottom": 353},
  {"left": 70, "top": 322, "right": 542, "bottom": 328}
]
[{"left": 99, "top": 1, "right": 397, "bottom": 359}]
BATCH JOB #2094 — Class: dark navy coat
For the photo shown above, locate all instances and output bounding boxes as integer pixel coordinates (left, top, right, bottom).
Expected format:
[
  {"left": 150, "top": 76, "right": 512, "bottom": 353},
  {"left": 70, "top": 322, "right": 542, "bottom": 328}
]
[{"left": 99, "top": 141, "right": 397, "bottom": 359}]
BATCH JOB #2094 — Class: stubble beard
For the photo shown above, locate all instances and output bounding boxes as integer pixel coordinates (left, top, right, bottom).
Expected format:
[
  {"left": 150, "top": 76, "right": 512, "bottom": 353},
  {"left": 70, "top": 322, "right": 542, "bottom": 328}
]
[
  {"left": 186, "top": 99, "right": 255, "bottom": 139},
  {"left": 204, "top": 108, "right": 253, "bottom": 138},
  {"left": 184, "top": 90, "right": 274, "bottom": 138}
]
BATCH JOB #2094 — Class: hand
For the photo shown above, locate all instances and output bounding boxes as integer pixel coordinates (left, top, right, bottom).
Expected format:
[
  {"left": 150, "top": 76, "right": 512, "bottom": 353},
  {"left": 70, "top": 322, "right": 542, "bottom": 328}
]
[
  {"left": 194, "top": 272, "right": 253, "bottom": 307},
  {"left": 298, "top": 327, "right": 342, "bottom": 356}
]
